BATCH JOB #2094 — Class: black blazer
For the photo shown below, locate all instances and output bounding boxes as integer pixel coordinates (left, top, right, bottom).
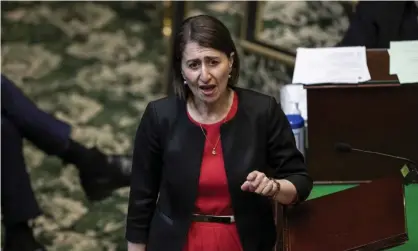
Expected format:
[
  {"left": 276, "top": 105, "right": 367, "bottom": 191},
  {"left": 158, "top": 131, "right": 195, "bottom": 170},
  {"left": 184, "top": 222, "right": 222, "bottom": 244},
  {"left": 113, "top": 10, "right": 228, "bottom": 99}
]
[
  {"left": 339, "top": 1, "right": 418, "bottom": 48},
  {"left": 126, "top": 87, "right": 313, "bottom": 251}
]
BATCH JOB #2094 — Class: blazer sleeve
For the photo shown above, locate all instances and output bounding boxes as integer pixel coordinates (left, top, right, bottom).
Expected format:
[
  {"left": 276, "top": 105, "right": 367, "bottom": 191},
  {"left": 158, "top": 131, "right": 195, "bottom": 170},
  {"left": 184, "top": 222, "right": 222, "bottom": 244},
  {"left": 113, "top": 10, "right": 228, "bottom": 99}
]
[
  {"left": 126, "top": 102, "right": 162, "bottom": 243},
  {"left": 267, "top": 97, "right": 313, "bottom": 202}
]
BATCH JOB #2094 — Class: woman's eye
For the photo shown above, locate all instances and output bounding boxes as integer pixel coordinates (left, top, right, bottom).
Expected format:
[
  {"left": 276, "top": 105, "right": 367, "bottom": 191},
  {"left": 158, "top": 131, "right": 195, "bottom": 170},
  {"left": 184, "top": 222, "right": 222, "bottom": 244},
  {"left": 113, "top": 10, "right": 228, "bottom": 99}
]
[
  {"left": 209, "top": 60, "right": 219, "bottom": 66},
  {"left": 189, "top": 62, "right": 199, "bottom": 69}
]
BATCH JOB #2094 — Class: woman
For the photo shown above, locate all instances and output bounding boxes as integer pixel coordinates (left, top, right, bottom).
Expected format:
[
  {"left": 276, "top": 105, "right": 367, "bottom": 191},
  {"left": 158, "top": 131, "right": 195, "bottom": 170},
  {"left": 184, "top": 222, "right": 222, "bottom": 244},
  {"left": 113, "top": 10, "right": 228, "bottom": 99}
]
[{"left": 126, "top": 15, "right": 313, "bottom": 251}]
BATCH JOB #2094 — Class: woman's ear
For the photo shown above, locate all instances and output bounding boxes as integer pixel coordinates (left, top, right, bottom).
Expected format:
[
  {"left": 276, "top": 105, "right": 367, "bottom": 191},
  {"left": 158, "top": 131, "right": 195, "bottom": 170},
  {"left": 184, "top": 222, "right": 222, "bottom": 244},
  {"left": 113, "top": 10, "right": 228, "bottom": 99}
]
[{"left": 229, "top": 52, "right": 235, "bottom": 69}]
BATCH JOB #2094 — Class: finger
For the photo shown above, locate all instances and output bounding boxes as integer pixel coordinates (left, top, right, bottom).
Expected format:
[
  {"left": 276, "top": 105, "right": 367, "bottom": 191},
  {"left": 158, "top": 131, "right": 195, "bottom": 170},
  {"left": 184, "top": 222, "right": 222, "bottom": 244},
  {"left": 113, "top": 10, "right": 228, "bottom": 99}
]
[
  {"left": 266, "top": 180, "right": 278, "bottom": 197},
  {"left": 254, "top": 176, "right": 270, "bottom": 194},
  {"left": 251, "top": 172, "right": 265, "bottom": 188},
  {"left": 241, "top": 181, "right": 253, "bottom": 191},
  {"left": 241, "top": 181, "right": 250, "bottom": 191},
  {"left": 246, "top": 171, "right": 259, "bottom": 181},
  {"left": 241, "top": 181, "right": 256, "bottom": 192},
  {"left": 260, "top": 181, "right": 274, "bottom": 196}
]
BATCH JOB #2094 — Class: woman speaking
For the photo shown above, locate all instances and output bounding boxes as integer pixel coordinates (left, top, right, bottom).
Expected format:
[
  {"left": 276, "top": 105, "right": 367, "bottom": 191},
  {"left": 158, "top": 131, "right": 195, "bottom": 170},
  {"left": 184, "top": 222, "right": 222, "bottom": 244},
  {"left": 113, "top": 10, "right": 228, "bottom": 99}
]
[{"left": 126, "top": 14, "right": 313, "bottom": 251}]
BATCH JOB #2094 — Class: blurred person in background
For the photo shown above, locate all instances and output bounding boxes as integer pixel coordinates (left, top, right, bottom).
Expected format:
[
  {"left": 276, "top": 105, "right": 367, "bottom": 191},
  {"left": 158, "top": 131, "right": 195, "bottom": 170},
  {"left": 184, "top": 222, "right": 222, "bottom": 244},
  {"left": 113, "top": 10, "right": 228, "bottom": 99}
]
[
  {"left": 1, "top": 74, "right": 132, "bottom": 251},
  {"left": 339, "top": 1, "right": 418, "bottom": 48}
]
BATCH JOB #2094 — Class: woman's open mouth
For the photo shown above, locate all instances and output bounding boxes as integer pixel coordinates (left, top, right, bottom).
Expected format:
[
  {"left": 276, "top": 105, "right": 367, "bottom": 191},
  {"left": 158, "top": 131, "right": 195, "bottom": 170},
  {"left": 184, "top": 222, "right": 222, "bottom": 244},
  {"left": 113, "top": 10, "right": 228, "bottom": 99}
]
[{"left": 199, "top": 85, "right": 217, "bottom": 96}]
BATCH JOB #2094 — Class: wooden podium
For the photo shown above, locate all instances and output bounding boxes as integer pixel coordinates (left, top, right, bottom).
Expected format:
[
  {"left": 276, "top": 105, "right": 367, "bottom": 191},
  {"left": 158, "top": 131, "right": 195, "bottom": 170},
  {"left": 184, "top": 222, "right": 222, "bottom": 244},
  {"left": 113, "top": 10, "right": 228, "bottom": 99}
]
[
  {"left": 304, "top": 49, "right": 418, "bottom": 183},
  {"left": 277, "top": 174, "right": 408, "bottom": 251},
  {"left": 274, "top": 49, "right": 416, "bottom": 250}
]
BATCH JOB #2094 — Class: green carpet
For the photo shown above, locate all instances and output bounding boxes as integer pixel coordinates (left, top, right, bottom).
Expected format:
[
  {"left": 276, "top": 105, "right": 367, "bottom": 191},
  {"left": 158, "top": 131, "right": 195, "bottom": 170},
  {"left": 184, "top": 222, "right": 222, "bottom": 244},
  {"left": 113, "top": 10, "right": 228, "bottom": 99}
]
[{"left": 309, "top": 185, "right": 418, "bottom": 250}]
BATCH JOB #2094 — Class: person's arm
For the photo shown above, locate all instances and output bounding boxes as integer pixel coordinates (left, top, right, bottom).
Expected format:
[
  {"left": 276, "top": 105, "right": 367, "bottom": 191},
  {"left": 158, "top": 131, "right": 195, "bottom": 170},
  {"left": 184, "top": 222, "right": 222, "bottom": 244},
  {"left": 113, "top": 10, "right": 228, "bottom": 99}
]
[
  {"left": 126, "top": 102, "right": 162, "bottom": 249},
  {"left": 338, "top": 2, "right": 378, "bottom": 48},
  {"left": 270, "top": 179, "right": 298, "bottom": 205},
  {"left": 266, "top": 97, "right": 313, "bottom": 205}
]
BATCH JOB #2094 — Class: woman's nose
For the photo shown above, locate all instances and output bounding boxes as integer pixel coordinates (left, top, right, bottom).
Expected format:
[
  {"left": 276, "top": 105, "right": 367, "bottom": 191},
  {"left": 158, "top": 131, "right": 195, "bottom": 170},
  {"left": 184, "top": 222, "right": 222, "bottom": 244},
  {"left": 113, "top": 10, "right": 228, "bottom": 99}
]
[{"left": 199, "top": 66, "right": 211, "bottom": 83}]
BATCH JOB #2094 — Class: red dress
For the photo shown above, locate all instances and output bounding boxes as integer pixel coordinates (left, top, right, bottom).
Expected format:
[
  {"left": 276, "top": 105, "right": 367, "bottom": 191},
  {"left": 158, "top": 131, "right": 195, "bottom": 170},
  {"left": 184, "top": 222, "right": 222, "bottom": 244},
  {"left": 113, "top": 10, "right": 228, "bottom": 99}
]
[{"left": 183, "top": 92, "right": 243, "bottom": 251}]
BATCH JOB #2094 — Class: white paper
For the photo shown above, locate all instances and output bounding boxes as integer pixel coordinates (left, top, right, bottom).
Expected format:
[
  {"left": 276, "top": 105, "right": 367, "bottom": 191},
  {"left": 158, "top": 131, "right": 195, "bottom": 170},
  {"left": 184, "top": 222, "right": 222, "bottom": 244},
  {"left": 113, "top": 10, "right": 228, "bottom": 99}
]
[
  {"left": 389, "top": 50, "right": 418, "bottom": 75},
  {"left": 397, "top": 70, "right": 418, "bottom": 84},
  {"left": 292, "top": 47, "right": 371, "bottom": 85},
  {"left": 389, "top": 40, "right": 418, "bottom": 84},
  {"left": 390, "top": 40, "right": 418, "bottom": 50}
]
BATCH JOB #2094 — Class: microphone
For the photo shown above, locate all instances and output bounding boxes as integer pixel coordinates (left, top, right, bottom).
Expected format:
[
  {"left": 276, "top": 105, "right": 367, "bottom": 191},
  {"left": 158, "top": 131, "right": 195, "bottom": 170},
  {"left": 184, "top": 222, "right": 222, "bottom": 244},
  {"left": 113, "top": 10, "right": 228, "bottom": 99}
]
[
  {"left": 335, "top": 142, "right": 418, "bottom": 183},
  {"left": 335, "top": 142, "right": 416, "bottom": 165}
]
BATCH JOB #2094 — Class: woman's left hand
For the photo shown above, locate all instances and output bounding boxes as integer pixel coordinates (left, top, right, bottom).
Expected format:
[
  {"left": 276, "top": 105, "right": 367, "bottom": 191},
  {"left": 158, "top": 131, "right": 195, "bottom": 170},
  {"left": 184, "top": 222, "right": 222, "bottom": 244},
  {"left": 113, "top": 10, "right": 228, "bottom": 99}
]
[{"left": 241, "top": 171, "right": 279, "bottom": 198}]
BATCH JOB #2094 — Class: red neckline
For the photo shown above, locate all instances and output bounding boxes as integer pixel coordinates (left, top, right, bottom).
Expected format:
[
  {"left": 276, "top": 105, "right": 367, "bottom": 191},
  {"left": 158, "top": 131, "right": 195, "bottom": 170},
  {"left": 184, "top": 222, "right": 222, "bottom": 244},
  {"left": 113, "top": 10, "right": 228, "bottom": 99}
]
[{"left": 187, "top": 91, "right": 238, "bottom": 127}]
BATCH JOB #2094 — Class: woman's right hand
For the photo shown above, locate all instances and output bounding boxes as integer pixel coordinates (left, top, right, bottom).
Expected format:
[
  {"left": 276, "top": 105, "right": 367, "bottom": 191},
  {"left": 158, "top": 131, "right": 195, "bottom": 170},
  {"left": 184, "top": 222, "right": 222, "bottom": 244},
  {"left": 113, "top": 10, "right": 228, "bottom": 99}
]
[{"left": 128, "top": 242, "right": 146, "bottom": 251}]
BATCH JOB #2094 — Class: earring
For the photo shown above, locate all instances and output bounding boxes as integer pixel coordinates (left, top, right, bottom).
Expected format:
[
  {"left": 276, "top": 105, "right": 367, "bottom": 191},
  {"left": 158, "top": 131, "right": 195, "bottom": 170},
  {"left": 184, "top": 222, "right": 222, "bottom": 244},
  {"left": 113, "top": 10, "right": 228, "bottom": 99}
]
[
  {"left": 228, "top": 74, "right": 231, "bottom": 78},
  {"left": 184, "top": 80, "right": 187, "bottom": 85}
]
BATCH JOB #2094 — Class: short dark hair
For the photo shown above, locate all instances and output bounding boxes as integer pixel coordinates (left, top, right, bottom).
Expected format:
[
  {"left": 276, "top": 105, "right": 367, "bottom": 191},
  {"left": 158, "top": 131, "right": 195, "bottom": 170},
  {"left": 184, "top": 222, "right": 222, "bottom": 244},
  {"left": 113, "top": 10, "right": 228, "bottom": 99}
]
[{"left": 171, "top": 15, "right": 240, "bottom": 99}]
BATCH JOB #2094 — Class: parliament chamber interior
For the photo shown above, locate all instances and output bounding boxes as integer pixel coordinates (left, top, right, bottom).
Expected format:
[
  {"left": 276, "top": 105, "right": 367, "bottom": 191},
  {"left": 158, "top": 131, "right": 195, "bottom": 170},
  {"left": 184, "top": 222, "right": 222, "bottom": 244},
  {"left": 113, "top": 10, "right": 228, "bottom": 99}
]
[{"left": 1, "top": 1, "right": 417, "bottom": 250}]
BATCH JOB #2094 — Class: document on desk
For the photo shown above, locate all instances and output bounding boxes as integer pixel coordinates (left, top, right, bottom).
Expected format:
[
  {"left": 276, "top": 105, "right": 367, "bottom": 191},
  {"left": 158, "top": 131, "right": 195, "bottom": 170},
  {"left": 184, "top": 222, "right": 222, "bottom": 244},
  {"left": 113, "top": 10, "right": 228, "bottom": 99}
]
[
  {"left": 292, "top": 47, "right": 371, "bottom": 85},
  {"left": 389, "top": 40, "right": 418, "bottom": 84}
]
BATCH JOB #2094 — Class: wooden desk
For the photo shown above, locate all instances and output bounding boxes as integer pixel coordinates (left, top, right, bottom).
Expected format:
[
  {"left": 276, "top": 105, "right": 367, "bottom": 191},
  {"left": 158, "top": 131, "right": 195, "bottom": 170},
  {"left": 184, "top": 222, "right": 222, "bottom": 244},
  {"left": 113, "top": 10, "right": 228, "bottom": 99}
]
[{"left": 305, "top": 49, "right": 418, "bottom": 183}]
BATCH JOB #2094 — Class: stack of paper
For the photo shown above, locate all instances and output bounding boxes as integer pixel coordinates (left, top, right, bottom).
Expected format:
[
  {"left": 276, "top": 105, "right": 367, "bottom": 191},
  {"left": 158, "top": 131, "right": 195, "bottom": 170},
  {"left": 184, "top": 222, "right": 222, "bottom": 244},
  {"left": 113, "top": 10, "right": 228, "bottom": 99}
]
[
  {"left": 292, "top": 47, "right": 371, "bottom": 85},
  {"left": 389, "top": 40, "right": 418, "bottom": 84}
]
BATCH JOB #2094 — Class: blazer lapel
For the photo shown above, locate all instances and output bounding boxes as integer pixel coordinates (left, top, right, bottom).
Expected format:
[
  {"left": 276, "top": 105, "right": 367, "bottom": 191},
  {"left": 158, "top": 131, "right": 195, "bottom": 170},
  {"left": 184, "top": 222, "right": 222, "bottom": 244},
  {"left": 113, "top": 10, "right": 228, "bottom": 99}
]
[
  {"left": 220, "top": 90, "right": 252, "bottom": 194},
  {"left": 172, "top": 100, "right": 206, "bottom": 212}
]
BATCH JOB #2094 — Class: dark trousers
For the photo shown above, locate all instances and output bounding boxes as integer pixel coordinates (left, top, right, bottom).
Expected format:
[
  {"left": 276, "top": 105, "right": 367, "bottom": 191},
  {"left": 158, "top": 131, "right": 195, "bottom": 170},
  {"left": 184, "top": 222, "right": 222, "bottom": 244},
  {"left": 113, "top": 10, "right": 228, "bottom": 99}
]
[{"left": 1, "top": 75, "right": 71, "bottom": 225}]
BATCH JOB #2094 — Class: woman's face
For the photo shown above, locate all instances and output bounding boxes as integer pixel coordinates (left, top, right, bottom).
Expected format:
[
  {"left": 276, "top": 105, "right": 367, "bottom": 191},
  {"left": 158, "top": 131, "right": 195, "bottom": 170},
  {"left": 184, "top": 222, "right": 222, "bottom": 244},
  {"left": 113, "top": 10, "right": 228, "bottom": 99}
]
[{"left": 181, "top": 41, "right": 233, "bottom": 104}]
